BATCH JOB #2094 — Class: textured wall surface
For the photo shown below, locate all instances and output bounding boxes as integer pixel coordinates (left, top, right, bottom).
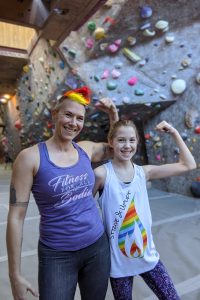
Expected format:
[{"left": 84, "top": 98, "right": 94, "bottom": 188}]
[{"left": 60, "top": 0, "right": 200, "bottom": 196}]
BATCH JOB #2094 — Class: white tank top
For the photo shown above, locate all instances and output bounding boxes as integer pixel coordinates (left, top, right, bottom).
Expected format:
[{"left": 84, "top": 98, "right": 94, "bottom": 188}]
[{"left": 98, "top": 161, "right": 159, "bottom": 278}]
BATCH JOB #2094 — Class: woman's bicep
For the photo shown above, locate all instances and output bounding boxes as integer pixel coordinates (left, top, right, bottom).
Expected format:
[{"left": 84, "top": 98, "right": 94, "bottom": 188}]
[
  {"left": 93, "top": 166, "right": 106, "bottom": 196},
  {"left": 78, "top": 141, "right": 111, "bottom": 162},
  {"left": 11, "top": 150, "right": 35, "bottom": 206}
]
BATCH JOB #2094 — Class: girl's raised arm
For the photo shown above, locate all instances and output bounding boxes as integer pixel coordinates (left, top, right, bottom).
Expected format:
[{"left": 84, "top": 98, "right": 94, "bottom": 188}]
[{"left": 143, "top": 121, "right": 196, "bottom": 180}]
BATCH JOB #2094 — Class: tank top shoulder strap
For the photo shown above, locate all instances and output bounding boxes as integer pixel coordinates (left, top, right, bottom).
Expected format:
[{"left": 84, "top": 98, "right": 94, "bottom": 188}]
[
  {"left": 37, "top": 142, "right": 49, "bottom": 168},
  {"left": 73, "top": 141, "right": 91, "bottom": 162},
  {"left": 104, "top": 161, "right": 114, "bottom": 183}
]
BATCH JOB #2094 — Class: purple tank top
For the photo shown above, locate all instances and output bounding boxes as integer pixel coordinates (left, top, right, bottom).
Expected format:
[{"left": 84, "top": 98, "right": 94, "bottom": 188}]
[{"left": 31, "top": 142, "right": 104, "bottom": 250}]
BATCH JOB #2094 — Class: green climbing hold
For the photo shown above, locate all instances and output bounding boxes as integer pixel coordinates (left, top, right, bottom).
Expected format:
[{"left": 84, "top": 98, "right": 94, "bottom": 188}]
[
  {"left": 135, "top": 88, "right": 144, "bottom": 96},
  {"left": 94, "top": 75, "right": 100, "bottom": 82},
  {"left": 87, "top": 21, "right": 96, "bottom": 31},
  {"left": 107, "top": 81, "right": 117, "bottom": 90},
  {"left": 68, "top": 49, "right": 76, "bottom": 58}
]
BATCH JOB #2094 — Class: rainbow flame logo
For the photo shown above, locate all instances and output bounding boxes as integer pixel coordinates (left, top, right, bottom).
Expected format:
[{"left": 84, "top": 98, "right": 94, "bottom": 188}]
[{"left": 118, "top": 198, "right": 147, "bottom": 258}]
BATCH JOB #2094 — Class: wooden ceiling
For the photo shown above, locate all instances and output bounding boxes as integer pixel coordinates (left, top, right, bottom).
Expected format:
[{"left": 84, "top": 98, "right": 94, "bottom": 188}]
[{"left": 0, "top": 0, "right": 107, "bottom": 98}]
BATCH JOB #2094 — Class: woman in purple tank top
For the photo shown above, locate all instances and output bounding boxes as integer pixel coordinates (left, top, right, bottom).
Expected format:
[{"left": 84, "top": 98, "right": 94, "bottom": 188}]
[{"left": 6, "top": 86, "right": 119, "bottom": 300}]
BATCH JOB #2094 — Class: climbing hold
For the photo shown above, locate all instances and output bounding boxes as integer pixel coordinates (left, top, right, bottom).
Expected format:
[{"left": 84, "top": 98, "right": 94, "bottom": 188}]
[
  {"left": 128, "top": 77, "right": 138, "bottom": 86},
  {"left": 174, "top": 147, "right": 180, "bottom": 155},
  {"left": 159, "top": 94, "right": 167, "bottom": 100},
  {"left": 15, "top": 119, "right": 23, "bottom": 130},
  {"left": 194, "top": 126, "right": 200, "bottom": 134},
  {"left": 127, "top": 36, "right": 137, "bottom": 46},
  {"left": 39, "top": 57, "right": 44, "bottom": 64},
  {"left": 165, "top": 35, "right": 175, "bottom": 43},
  {"left": 99, "top": 43, "right": 108, "bottom": 51},
  {"left": 102, "top": 16, "right": 117, "bottom": 26},
  {"left": 181, "top": 132, "right": 188, "bottom": 141},
  {"left": 68, "top": 49, "right": 76, "bottom": 58},
  {"left": 23, "top": 65, "right": 29, "bottom": 73},
  {"left": 196, "top": 73, "right": 200, "bottom": 84},
  {"left": 94, "top": 75, "right": 100, "bottom": 82},
  {"left": 122, "top": 96, "right": 130, "bottom": 104},
  {"left": 181, "top": 58, "right": 191, "bottom": 68},
  {"left": 192, "top": 137, "right": 197, "bottom": 143},
  {"left": 154, "top": 141, "right": 162, "bottom": 148},
  {"left": 62, "top": 45, "right": 68, "bottom": 52},
  {"left": 85, "top": 37, "right": 94, "bottom": 49},
  {"left": 114, "top": 39, "right": 122, "bottom": 46},
  {"left": 106, "top": 81, "right": 117, "bottom": 90},
  {"left": 43, "top": 108, "right": 51, "bottom": 117},
  {"left": 108, "top": 44, "right": 119, "bottom": 53},
  {"left": 171, "top": 79, "right": 186, "bottom": 94},
  {"left": 145, "top": 133, "right": 151, "bottom": 140},
  {"left": 155, "top": 154, "right": 161, "bottom": 161},
  {"left": 190, "top": 181, "right": 200, "bottom": 197},
  {"left": 94, "top": 27, "right": 106, "bottom": 40},
  {"left": 115, "top": 62, "right": 123, "bottom": 69},
  {"left": 155, "top": 20, "right": 169, "bottom": 32},
  {"left": 139, "top": 23, "right": 151, "bottom": 31},
  {"left": 135, "top": 88, "right": 144, "bottom": 96},
  {"left": 58, "top": 60, "right": 65, "bottom": 69},
  {"left": 87, "top": 21, "right": 96, "bottom": 31},
  {"left": 111, "top": 69, "right": 121, "bottom": 79},
  {"left": 139, "top": 59, "right": 146, "bottom": 67},
  {"left": 122, "top": 48, "right": 141, "bottom": 62},
  {"left": 85, "top": 121, "right": 92, "bottom": 127},
  {"left": 143, "top": 29, "right": 155, "bottom": 37},
  {"left": 140, "top": 6, "right": 153, "bottom": 18},
  {"left": 103, "top": 0, "right": 114, "bottom": 8},
  {"left": 153, "top": 136, "right": 160, "bottom": 142},
  {"left": 101, "top": 69, "right": 109, "bottom": 79},
  {"left": 171, "top": 75, "right": 177, "bottom": 79},
  {"left": 185, "top": 109, "right": 198, "bottom": 128}
]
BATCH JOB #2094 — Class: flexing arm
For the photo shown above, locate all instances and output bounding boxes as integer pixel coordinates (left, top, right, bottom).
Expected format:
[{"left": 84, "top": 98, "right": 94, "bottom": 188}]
[
  {"left": 79, "top": 97, "right": 119, "bottom": 162},
  {"left": 94, "top": 97, "right": 119, "bottom": 127},
  {"left": 6, "top": 148, "right": 39, "bottom": 300},
  {"left": 143, "top": 121, "right": 197, "bottom": 180}
]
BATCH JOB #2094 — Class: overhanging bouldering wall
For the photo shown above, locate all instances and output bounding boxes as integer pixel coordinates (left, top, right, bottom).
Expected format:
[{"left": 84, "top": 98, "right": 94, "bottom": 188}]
[{"left": 59, "top": 0, "right": 200, "bottom": 196}]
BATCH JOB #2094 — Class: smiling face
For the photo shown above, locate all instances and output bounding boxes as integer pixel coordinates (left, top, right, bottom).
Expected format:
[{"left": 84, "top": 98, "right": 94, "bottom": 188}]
[
  {"left": 52, "top": 98, "right": 85, "bottom": 142},
  {"left": 109, "top": 125, "right": 138, "bottom": 161}
]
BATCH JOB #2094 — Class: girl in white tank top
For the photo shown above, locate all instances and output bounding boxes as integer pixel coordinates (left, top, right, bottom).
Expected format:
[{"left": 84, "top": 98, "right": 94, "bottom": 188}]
[{"left": 93, "top": 120, "right": 196, "bottom": 300}]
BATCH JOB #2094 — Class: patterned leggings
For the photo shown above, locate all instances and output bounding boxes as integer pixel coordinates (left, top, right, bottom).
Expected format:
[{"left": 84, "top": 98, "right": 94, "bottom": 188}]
[{"left": 110, "top": 260, "right": 180, "bottom": 300}]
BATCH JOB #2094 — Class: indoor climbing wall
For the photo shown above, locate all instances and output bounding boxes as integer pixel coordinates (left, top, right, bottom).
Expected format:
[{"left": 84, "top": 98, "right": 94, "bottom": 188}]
[
  {"left": 5, "top": 38, "right": 69, "bottom": 150},
  {"left": 59, "top": 0, "right": 199, "bottom": 196},
  {"left": 1, "top": 0, "right": 200, "bottom": 196}
]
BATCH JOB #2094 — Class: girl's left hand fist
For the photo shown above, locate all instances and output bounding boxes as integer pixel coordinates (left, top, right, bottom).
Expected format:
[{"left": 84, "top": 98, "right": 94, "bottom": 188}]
[{"left": 155, "top": 121, "right": 176, "bottom": 134}]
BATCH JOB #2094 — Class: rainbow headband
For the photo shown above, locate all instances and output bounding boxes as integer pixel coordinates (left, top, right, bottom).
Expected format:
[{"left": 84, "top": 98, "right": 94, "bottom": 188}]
[{"left": 63, "top": 86, "right": 91, "bottom": 106}]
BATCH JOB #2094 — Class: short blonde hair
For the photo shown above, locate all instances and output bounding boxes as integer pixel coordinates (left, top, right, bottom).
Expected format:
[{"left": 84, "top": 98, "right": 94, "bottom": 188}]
[{"left": 52, "top": 96, "right": 72, "bottom": 111}]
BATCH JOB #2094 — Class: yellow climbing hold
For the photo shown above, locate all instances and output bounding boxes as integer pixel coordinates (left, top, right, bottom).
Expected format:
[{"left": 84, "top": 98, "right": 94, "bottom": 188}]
[
  {"left": 94, "top": 27, "right": 106, "bottom": 40},
  {"left": 122, "top": 48, "right": 141, "bottom": 62}
]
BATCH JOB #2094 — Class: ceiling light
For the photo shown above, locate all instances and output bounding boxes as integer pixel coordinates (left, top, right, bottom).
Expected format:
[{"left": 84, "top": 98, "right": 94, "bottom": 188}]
[
  {"left": 3, "top": 94, "right": 11, "bottom": 100},
  {"left": 0, "top": 98, "right": 8, "bottom": 104}
]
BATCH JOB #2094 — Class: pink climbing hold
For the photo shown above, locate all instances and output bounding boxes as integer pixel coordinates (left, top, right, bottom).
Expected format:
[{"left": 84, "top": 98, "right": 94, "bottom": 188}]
[
  {"left": 155, "top": 154, "right": 161, "bottom": 161},
  {"left": 108, "top": 44, "right": 119, "bottom": 53},
  {"left": 114, "top": 39, "right": 122, "bottom": 46},
  {"left": 101, "top": 69, "right": 109, "bottom": 79},
  {"left": 127, "top": 76, "right": 138, "bottom": 86},
  {"left": 85, "top": 37, "right": 94, "bottom": 49},
  {"left": 111, "top": 69, "right": 121, "bottom": 79}
]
